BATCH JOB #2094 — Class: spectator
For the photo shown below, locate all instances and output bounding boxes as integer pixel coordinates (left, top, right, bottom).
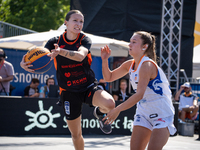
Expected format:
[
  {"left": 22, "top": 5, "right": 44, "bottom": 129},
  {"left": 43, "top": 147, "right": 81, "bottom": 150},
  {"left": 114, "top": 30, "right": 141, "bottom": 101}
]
[
  {"left": 39, "top": 77, "right": 55, "bottom": 98},
  {"left": 113, "top": 79, "right": 132, "bottom": 101},
  {"left": 174, "top": 82, "right": 199, "bottom": 122},
  {"left": 24, "top": 78, "right": 40, "bottom": 97},
  {"left": 0, "top": 49, "right": 14, "bottom": 96}
]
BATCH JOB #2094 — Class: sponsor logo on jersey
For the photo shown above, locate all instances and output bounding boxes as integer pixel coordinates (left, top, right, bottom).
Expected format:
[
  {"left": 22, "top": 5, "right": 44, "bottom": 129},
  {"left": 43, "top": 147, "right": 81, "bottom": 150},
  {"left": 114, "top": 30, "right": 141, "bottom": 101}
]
[
  {"left": 67, "top": 81, "right": 71, "bottom": 86},
  {"left": 61, "top": 63, "right": 83, "bottom": 68},
  {"left": 65, "top": 72, "right": 71, "bottom": 77},
  {"left": 60, "top": 45, "right": 65, "bottom": 48},
  {"left": 150, "top": 79, "right": 163, "bottom": 95},
  {"left": 66, "top": 77, "right": 87, "bottom": 87},
  {"left": 71, "top": 71, "right": 85, "bottom": 77},
  {"left": 157, "top": 118, "right": 165, "bottom": 122},
  {"left": 134, "top": 74, "right": 137, "bottom": 80},
  {"left": 72, "top": 77, "right": 87, "bottom": 86}
]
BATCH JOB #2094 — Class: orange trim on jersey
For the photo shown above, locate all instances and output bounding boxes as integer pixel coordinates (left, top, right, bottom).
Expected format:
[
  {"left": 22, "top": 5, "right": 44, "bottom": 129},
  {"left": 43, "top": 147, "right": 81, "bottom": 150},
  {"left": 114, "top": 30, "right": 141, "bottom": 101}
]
[
  {"left": 59, "top": 87, "right": 66, "bottom": 95},
  {"left": 184, "top": 91, "right": 192, "bottom": 97},
  {"left": 87, "top": 53, "right": 92, "bottom": 65},
  {"left": 80, "top": 34, "right": 85, "bottom": 45},
  {"left": 54, "top": 58, "right": 57, "bottom": 70},
  {"left": 129, "top": 59, "right": 135, "bottom": 71},
  {"left": 62, "top": 31, "right": 80, "bottom": 45},
  {"left": 57, "top": 36, "right": 61, "bottom": 44},
  {"left": 130, "top": 55, "right": 145, "bottom": 73}
]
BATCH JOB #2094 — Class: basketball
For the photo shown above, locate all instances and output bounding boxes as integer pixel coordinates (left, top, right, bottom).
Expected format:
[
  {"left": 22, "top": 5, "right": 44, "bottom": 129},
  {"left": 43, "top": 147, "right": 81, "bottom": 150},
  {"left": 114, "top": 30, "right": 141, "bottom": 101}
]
[{"left": 24, "top": 47, "right": 53, "bottom": 74}]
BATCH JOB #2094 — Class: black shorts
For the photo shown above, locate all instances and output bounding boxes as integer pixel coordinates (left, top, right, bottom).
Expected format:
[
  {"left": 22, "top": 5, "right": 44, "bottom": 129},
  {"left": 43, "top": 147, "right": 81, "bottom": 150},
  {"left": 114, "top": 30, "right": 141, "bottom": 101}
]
[{"left": 60, "top": 83, "right": 101, "bottom": 120}]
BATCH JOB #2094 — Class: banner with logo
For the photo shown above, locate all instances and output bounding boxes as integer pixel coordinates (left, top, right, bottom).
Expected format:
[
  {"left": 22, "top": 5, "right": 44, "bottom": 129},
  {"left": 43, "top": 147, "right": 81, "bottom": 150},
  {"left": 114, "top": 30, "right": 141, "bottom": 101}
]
[
  {"left": 3, "top": 48, "right": 106, "bottom": 96},
  {"left": 0, "top": 98, "right": 137, "bottom": 135}
]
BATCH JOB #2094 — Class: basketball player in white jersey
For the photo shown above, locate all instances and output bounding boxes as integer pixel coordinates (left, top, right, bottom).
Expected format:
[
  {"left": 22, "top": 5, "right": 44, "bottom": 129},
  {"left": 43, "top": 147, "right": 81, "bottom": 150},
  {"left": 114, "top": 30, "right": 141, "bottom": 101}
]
[{"left": 101, "top": 31, "right": 176, "bottom": 150}]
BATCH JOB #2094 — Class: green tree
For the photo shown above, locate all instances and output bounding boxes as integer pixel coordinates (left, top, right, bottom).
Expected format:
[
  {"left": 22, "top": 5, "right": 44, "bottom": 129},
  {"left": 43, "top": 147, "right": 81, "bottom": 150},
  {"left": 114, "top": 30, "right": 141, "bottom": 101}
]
[{"left": 0, "top": 0, "right": 70, "bottom": 32}]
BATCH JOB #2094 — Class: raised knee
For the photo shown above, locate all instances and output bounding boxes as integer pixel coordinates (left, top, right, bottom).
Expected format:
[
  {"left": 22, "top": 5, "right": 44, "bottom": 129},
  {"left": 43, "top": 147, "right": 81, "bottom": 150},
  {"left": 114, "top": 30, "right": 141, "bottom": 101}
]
[{"left": 107, "top": 98, "right": 115, "bottom": 110}]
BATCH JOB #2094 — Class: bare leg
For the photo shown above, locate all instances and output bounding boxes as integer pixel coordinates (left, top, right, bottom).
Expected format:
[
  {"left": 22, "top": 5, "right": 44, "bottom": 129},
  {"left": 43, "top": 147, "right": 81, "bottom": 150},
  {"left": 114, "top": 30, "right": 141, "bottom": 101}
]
[
  {"left": 147, "top": 127, "right": 170, "bottom": 150},
  {"left": 67, "top": 115, "right": 84, "bottom": 150},
  {"left": 92, "top": 90, "right": 115, "bottom": 113},
  {"left": 190, "top": 106, "right": 199, "bottom": 118},
  {"left": 130, "top": 126, "right": 151, "bottom": 150},
  {"left": 180, "top": 110, "right": 186, "bottom": 122}
]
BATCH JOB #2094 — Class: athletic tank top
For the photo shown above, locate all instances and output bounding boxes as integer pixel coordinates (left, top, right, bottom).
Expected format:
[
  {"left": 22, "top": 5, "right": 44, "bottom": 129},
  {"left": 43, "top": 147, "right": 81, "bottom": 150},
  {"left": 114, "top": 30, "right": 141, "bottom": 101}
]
[
  {"left": 129, "top": 55, "right": 174, "bottom": 118},
  {"left": 55, "top": 32, "right": 95, "bottom": 92}
]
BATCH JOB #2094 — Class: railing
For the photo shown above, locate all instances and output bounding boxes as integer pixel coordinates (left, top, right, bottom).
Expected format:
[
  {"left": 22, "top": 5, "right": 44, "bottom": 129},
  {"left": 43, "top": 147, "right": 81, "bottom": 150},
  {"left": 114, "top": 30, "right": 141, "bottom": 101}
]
[{"left": 0, "top": 21, "right": 37, "bottom": 38}]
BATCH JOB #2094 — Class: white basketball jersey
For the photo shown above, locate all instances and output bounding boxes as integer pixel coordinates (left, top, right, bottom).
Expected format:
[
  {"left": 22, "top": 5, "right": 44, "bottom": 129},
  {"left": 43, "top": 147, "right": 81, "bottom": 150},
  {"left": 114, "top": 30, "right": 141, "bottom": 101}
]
[{"left": 129, "top": 55, "right": 174, "bottom": 118}]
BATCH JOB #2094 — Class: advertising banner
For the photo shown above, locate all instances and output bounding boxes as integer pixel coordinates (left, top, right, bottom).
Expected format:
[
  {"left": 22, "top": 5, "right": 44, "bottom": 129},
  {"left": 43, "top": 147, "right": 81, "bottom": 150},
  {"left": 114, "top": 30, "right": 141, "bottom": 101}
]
[{"left": 0, "top": 98, "right": 136, "bottom": 135}]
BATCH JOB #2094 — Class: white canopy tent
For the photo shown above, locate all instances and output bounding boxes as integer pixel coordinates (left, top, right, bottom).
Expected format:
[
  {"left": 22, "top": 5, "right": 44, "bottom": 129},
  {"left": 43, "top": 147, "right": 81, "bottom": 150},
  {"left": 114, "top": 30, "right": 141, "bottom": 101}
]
[{"left": 0, "top": 29, "right": 129, "bottom": 57}]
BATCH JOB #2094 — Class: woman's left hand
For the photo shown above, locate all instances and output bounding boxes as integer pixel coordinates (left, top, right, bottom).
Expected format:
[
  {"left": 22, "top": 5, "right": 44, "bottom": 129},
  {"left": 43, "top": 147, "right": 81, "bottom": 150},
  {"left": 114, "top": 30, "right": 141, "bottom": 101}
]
[
  {"left": 102, "top": 108, "right": 120, "bottom": 125},
  {"left": 47, "top": 44, "right": 60, "bottom": 60}
]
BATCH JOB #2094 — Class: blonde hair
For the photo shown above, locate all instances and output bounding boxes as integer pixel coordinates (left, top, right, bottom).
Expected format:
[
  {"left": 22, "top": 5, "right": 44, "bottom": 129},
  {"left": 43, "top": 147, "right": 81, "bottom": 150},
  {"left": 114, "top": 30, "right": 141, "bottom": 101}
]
[{"left": 134, "top": 31, "right": 157, "bottom": 63}]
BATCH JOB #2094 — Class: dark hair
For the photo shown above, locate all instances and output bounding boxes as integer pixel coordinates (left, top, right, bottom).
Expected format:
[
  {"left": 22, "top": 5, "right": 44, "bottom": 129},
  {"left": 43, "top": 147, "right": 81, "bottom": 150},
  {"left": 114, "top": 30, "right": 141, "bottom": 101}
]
[
  {"left": 46, "top": 77, "right": 55, "bottom": 85},
  {"left": 65, "top": 10, "right": 83, "bottom": 21},
  {"left": 134, "top": 31, "right": 157, "bottom": 63},
  {"left": 31, "top": 78, "right": 40, "bottom": 84},
  {"left": 0, "top": 49, "right": 6, "bottom": 58}
]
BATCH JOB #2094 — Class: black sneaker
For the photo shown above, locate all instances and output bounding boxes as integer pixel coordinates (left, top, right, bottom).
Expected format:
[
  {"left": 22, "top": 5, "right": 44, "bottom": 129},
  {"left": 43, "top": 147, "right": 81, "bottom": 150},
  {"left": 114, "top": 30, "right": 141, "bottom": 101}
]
[{"left": 93, "top": 107, "right": 112, "bottom": 134}]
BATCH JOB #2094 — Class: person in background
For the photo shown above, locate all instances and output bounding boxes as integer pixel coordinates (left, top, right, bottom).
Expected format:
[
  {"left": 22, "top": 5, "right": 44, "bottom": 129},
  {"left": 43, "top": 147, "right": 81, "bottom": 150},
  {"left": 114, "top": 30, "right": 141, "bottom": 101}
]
[
  {"left": 39, "top": 77, "right": 55, "bottom": 98},
  {"left": 174, "top": 82, "right": 199, "bottom": 122},
  {"left": 24, "top": 78, "right": 40, "bottom": 97},
  {"left": 0, "top": 49, "right": 14, "bottom": 96},
  {"left": 113, "top": 78, "right": 132, "bottom": 101}
]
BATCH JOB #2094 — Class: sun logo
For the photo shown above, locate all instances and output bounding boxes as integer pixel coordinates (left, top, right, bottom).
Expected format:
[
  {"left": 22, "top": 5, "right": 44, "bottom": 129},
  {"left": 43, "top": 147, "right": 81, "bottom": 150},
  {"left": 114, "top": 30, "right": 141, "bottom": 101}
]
[{"left": 24, "top": 100, "right": 61, "bottom": 131}]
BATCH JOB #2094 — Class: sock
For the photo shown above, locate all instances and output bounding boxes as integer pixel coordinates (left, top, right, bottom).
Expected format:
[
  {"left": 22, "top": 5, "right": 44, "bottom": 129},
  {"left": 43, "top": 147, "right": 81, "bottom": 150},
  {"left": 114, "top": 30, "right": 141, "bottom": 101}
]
[{"left": 96, "top": 107, "right": 104, "bottom": 116}]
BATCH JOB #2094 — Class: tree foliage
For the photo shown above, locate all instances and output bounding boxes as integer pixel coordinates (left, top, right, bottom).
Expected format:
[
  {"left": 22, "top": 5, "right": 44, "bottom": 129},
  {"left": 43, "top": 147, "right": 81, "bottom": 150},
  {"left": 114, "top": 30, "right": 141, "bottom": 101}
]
[{"left": 0, "top": 0, "right": 70, "bottom": 32}]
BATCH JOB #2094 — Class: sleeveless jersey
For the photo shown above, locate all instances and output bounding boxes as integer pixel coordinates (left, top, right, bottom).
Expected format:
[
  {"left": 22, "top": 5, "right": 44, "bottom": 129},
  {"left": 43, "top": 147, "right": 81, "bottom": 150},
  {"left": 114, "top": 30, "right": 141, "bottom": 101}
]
[
  {"left": 129, "top": 55, "right": 174, "bottom": 118},
  {"left": 179, "top": 92, "right": 198, "bottom": 110},
  {"left": 54, "top": 31, "right": 95, "bottom": 92}
]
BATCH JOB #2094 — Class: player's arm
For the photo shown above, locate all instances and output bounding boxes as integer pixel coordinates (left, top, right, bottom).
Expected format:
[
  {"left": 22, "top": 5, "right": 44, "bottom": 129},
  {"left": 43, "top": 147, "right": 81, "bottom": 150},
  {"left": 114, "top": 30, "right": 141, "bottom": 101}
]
[
  {"left": 101, "top": 45, "right": 132, "bottom": 82},
  {"left": 103, "top": 59, "right": 132, "bottom": 82},
  {"left": 47, "top": 36, "right": 91, "bottom": 62},
  {"left": 103, "top": 61, "right": 156, "bottom": 124},
  {"left": 116, "top": 61, "right": 155, "bottom": 111},
  {"left": 58, "top": 45, "right": 88, "bottom": 62}
]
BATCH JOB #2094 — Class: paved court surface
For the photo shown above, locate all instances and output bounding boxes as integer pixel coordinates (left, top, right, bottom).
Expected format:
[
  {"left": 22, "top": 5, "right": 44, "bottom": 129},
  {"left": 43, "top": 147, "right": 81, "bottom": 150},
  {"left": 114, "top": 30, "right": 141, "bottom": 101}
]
[{"left": 0, "top": 134, "right": 200, "bottom": 150}]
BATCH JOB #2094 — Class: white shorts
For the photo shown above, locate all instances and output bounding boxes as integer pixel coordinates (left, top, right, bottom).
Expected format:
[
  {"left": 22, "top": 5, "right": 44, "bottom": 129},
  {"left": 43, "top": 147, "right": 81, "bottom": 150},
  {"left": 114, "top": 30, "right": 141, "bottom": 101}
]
[{"left": 133, "top": 114, "right": 177, "bottom": 135}]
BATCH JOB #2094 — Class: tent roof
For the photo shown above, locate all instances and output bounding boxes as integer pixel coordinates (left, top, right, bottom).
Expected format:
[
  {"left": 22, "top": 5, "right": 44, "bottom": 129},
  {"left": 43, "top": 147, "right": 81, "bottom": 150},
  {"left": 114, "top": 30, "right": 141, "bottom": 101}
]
[{"left": 0, "top": 30, "right": 129, "bottom": 57}]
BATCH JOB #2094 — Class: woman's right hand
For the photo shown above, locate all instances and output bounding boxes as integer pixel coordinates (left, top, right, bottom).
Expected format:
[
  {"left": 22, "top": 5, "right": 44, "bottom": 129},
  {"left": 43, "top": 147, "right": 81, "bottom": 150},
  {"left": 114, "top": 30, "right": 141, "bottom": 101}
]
[
  {"left": 20, "top": 55, "right": 35, "bottom": 73},
  {"left": 101, "top": 45, "right": 111, "bottom": 60}
]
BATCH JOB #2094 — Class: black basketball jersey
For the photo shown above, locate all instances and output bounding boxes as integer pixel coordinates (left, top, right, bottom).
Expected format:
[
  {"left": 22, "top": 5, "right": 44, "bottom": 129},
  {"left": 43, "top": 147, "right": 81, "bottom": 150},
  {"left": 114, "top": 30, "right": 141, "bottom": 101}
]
[{"left": 45, "top": 31, "right": 95, "bottom": 92}]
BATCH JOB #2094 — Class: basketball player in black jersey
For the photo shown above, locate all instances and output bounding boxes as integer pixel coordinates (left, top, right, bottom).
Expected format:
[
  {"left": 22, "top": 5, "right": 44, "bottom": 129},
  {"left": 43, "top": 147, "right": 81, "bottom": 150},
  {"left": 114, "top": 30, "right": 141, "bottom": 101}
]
[{"left": 20, "top": 10, "right": 115, "bottom": 150}]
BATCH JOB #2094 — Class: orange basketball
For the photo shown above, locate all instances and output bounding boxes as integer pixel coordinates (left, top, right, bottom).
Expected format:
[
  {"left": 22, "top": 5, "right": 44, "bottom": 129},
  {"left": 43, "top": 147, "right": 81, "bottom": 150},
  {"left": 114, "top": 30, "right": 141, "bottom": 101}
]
[{"left": 24, "top": 47, "right": 53, "bottom": 74}]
